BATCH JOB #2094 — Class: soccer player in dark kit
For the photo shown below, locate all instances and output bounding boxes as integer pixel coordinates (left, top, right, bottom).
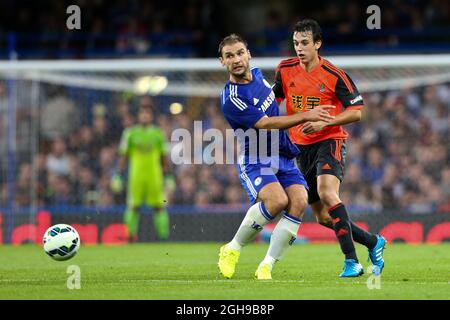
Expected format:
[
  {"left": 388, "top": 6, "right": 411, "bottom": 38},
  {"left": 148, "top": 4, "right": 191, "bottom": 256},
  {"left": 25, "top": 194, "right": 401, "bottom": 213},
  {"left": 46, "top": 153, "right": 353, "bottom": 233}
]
[{"left": 273, "top": 19, "right": 386, "bottom": 277}]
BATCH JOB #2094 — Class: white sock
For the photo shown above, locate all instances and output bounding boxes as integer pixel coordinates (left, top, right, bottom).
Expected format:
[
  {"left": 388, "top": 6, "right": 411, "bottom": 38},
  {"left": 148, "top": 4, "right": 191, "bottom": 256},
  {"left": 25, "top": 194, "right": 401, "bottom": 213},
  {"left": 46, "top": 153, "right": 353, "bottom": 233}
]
[
  {"left": 228, "top": 201, "right": 274, "bottom": 251},
  {"left": 260, "top": 213, "right": 301, "bottom": 269},
  {"left": 258, "top": 256, "right": 277, "bottom": 271}
]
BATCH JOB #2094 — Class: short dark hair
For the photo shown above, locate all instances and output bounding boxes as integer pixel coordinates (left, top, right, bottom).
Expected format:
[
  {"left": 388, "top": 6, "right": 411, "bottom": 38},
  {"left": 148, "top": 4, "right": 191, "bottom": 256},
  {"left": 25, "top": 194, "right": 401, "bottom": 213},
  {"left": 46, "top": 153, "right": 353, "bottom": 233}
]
[
  {"left": 294, "top": 19, "right": 322, "bottom": 43},
  {"left": 218, "top": 33, "right": 248, "bottom": 57}
]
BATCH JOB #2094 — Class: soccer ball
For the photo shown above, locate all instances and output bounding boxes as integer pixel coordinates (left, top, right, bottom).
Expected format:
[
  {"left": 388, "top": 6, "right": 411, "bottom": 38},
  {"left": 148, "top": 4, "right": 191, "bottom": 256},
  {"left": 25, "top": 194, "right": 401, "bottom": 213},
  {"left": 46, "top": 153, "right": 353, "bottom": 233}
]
[{"left": 43, "top": 224, "right": 80, "bottom": 261}]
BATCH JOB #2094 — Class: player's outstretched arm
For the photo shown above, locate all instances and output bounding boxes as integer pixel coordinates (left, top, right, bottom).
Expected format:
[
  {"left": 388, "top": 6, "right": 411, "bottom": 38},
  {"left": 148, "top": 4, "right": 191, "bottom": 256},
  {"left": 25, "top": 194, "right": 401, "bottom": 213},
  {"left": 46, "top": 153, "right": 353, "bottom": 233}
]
[
  {"left": 302, "top": 109, "right": 362, "bottom": 134},
  {"left": 254, "top": 105, "right": 335, "bottom": 130}
]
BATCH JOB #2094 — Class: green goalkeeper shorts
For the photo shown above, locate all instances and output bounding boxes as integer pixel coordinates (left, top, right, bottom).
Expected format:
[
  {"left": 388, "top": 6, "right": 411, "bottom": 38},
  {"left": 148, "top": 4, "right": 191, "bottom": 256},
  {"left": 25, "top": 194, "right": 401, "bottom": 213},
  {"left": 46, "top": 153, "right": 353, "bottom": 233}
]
[{"left": 127, "top": 178, "right": 166, "bottom": 208}]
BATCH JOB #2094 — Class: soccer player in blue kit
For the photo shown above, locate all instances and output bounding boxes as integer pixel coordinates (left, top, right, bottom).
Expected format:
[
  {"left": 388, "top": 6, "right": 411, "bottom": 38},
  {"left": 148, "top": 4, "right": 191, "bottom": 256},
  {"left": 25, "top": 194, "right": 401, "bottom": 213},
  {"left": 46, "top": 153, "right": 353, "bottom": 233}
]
[{"left": 217, "top": 34, "right": 335, "bottom": 279}]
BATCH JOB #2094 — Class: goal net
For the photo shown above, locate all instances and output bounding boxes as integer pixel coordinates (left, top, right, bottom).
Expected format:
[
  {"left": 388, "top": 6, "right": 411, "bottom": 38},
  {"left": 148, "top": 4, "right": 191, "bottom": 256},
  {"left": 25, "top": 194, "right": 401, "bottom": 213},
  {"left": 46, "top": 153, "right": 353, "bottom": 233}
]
[
  {"left": 0, "top": 54, "right": 449, "bottom": 243},
  {"left": 2, "top": 54, "right": 450, "bottom": 96}
]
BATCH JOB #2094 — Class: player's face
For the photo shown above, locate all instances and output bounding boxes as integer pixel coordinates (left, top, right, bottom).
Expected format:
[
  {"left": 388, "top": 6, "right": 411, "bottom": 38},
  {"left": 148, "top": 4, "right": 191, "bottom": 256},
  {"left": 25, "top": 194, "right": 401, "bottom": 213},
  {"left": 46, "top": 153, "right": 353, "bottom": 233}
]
[
  {"left": 293, "top": 31, "right": 321, "bottom": 64},
  {"left": 219, "top": 42, "right": 251, "bottom": 78},
  {"left": 138, "top": 109, "right": 153, "bottom": 125}
]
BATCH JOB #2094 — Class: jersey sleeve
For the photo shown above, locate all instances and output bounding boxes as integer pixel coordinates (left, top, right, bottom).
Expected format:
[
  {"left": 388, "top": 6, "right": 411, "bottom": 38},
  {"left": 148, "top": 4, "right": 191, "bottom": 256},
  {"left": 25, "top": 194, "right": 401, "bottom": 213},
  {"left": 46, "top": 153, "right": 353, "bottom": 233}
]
[
  {"left": 335, "top": 72, "right": 364, "bottom": 110},
  {"left": 222, "top": 96, "right": 266, "bottom": 129},
  {"left": 119, "top": 129, "right": 131, "bottom": 156},
  {"left": 272, "top": 63, "right": 285, "bottom": 102}
]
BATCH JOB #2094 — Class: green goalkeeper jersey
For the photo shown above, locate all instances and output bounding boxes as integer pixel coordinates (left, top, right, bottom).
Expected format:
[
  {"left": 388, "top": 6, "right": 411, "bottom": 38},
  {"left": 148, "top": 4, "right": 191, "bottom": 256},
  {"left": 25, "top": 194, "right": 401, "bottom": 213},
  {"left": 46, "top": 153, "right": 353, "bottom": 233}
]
[{"left": 119, "top": 125, "right": 168, "bottom": 182}]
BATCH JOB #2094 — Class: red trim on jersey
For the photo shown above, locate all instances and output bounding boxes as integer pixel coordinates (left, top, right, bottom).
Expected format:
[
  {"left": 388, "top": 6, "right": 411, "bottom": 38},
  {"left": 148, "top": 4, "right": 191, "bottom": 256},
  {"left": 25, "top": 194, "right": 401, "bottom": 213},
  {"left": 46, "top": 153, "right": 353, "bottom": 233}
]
[
  {"left": 323, "top": 62, "right": 353, "bottom": 93},
  {"left": 277, "top": 61, "right": 299, "bottom": 72},
  {"left": 323, "top": 60, "right": 354, "bottom": 94},
  {"left": 323, "top": 59, "right": 350, "bottom": 82},
  {"left": 279, "top": 57, "right": 299, "bottom": 66},
  {"left": 277, "top": 58, "right": 299, "bottom": 72}
]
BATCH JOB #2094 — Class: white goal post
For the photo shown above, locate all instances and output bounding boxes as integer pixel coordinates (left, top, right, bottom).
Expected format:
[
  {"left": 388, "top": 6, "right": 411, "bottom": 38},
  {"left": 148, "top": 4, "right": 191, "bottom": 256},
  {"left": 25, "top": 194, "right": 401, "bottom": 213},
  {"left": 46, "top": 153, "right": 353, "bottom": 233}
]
[{"left": 1, "top": 54, "right": 450, "bottom": 96}]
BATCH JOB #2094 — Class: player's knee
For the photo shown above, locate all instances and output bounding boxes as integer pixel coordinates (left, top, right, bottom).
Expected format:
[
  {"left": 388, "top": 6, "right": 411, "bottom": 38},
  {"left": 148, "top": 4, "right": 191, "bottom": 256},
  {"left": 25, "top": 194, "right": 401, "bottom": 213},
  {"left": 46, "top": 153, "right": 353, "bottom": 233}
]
[
  {"left": 318, "top": 190, "right": 340, "bottom": 207},
  {"left": 299, "top": 197, "right": 308, "bottom": 212},
  {"left": 266, "top": 193, "right": 289, "bottom": 215},
  {"left": 290, "top": 196, "right": 308, "bottom": 214},
  {"left": 274, "top": 195, "right": 289, "bottom": 213}
]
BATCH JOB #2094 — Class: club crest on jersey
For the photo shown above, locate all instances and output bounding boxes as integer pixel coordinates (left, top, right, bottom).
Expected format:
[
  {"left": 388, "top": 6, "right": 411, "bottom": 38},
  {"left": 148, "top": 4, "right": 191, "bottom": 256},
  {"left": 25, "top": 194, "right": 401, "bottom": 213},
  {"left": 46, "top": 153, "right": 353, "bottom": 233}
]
[
  {"left": 319, "top": 83, "right": 326, "bottom": 92},
  {"left": 254, "top": 177, "right": 262, "bottom": 186}
]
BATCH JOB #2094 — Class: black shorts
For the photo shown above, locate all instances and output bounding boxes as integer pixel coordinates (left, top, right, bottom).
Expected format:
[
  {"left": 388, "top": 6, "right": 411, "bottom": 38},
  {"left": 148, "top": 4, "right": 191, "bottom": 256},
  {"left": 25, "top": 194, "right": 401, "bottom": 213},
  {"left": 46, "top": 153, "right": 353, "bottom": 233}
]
[{"left": 295, "top": 139, "right": 347, "bottom": 204}]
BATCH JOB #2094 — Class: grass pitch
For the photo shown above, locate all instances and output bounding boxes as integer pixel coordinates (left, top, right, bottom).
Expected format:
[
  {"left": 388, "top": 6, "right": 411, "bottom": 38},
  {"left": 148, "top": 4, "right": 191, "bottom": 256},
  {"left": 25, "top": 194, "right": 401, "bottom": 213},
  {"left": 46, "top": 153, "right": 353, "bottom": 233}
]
[{"left": 0, "top": 243, "right": 449, "bottom": 299}]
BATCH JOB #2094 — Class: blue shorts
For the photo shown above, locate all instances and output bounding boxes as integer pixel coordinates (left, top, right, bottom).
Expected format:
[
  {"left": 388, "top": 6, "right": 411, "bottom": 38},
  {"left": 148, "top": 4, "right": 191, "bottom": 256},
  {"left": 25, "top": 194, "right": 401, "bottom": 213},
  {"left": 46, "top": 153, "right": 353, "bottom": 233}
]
[{"left": 238, "top": 156, "right": 309, "bottom": 204}]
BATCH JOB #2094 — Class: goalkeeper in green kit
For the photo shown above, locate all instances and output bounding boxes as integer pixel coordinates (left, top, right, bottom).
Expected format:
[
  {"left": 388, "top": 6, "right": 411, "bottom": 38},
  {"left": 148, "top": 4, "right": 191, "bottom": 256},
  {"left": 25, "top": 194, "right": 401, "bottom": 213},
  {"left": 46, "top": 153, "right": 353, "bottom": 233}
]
[{"left": 111, "top": 103, "right": 170, "bottom": 242}]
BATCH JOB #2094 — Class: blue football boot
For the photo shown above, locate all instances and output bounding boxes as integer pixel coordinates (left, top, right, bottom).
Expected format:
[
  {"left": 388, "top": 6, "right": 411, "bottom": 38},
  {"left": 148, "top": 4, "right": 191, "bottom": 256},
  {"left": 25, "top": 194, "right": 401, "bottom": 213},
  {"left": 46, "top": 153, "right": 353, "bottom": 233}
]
[
  {"left": 339, "top": 259, "right": 364, "bottom": 277},
  {"left": 368, "top": 234, "right": 386, "bottom": 275}
]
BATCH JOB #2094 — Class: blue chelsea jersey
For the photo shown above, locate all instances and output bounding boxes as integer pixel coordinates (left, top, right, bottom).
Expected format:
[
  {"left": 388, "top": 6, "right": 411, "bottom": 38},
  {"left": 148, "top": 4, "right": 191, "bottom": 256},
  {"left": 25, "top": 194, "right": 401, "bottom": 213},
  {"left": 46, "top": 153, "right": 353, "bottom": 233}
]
[{"left": 220, "top": 68, "right": 299, "bottom": 164}]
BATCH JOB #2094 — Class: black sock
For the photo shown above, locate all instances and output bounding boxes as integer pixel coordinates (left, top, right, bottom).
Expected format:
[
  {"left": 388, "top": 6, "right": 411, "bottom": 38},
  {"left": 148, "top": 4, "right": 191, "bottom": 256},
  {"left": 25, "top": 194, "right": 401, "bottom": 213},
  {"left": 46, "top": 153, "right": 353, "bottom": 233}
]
[
  {"left": 349, "top": 222, "right": 378, "bottom": 250},
  {"left": 321, "top": 220, "right": 377, "bottom": 250},
  {"left": 328, "top": 203, "right": 358, "bottom": 261}
]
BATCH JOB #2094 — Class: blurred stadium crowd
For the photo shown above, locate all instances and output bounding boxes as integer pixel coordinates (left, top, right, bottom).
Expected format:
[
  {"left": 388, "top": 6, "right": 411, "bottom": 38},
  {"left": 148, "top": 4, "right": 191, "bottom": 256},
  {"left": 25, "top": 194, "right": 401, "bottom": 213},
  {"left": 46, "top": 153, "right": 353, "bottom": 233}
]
[
  {"left": 0, "top": 0, "right": 449, "bottom": 216},
  {"left": 1, "top": 81, "right": 449, "bottom": 214},
  {"left": 1, "top": 0, "right": 449, "bottom": 59}
]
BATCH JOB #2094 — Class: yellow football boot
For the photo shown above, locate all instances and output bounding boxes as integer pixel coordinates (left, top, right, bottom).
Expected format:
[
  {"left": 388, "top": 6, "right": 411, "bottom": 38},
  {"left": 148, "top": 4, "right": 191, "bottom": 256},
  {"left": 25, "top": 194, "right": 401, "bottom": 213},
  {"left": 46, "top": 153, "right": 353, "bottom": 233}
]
[
  {"left": 254, "top": 263, "right": 272, "bottom": 280},
  {"left": 218, "top": 245, "right": 240, "bottom": 279}
]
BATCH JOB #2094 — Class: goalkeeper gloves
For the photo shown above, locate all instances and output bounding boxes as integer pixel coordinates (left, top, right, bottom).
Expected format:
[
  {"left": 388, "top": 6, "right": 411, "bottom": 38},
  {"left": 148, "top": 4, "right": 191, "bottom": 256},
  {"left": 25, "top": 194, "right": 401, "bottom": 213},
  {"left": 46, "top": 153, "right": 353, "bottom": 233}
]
[
  {"left": 164, "top": 174, "right": 176, "bottom": 193},
  {"left": 110, "top": 173, "right": 124, "bottom": 193}
]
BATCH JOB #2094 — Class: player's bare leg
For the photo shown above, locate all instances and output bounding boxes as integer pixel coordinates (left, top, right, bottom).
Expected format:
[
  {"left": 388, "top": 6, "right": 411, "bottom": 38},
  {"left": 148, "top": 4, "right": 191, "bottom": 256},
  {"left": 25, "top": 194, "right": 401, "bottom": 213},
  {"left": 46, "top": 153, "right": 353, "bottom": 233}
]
[
  {"left": 311, "top": 201, "right": 333, "bottom": 227},
  {"left": 256, "top": 184, "right": 307, "bottom": 280},
  {"left": 219, "top": 182, "right": 287, "bottom": 279}
]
